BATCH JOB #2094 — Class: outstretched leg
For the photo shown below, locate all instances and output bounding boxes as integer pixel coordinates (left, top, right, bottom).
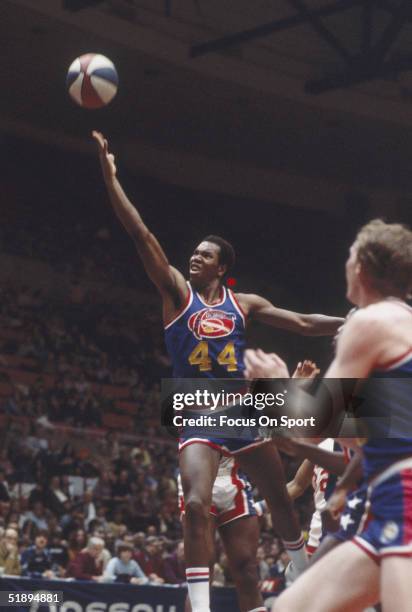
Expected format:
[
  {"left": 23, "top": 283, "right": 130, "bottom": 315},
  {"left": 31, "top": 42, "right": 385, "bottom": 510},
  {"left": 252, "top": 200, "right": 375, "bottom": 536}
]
[{"left": 237, "top": 442, "right": 307, "bottom": 572}]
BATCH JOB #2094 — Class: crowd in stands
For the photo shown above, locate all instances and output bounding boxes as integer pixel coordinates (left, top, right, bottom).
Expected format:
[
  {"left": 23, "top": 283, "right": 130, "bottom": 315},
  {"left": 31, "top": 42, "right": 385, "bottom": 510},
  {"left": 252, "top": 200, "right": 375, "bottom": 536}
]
[{"left": 0, "top": 279, "right": 313, "bottom": 591}]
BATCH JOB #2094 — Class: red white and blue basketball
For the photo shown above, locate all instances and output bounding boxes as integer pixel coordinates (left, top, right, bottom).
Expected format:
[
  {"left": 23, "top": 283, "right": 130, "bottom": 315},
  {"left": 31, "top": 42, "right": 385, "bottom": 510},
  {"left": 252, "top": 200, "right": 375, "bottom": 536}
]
[{"left": 66, "top": 53, "right": 118, "bottom": 109}]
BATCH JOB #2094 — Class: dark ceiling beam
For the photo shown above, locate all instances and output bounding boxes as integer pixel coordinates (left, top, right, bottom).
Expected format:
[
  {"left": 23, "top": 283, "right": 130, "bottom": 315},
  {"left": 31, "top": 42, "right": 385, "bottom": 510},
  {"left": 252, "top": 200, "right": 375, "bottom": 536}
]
[
  {"left": 306, "top": 0, "right": 410, "bottom": 94},
  {"left": 190, "top": 0, "right": 364, "bottom": 58},
  {"left": 375, "top": 0, "right": 412, "bottom": 20},
  {"left": 306, "top": 52, "right": 412, "bottom": 94},
  {"left": 361, "top": 0, "right": 373, "bottom": 54},
  {"left": 287, "top": 0, "right": 352, "bottom": 64},
  {"left": 63, "top": 0, "right": 103, "bottom": 10},
  {"left": 367, "top": 0, "right": 409, "bottom": 65},
  {"left": 164, "top": 0, "right": 172, "bottom": 17}
]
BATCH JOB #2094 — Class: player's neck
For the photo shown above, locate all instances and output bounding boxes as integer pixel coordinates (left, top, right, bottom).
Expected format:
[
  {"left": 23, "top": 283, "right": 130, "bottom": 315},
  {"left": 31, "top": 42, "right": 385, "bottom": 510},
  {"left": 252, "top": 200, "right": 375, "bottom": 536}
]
[
  {"left": 357, "top": 287, "right": 397, "bottom": 308},
  {"left": 192, "top": 280, "right": 223, "bottom": 304}
]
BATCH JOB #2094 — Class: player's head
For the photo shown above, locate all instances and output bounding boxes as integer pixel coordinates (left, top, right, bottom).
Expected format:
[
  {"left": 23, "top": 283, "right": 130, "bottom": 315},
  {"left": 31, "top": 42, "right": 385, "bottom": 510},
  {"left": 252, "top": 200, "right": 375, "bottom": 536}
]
[
  {"left": 189, "top": 235, "right": 235, "bottom": 286},
  {"left": 346, "top": 219, "right": 412, "bottom": 305}
]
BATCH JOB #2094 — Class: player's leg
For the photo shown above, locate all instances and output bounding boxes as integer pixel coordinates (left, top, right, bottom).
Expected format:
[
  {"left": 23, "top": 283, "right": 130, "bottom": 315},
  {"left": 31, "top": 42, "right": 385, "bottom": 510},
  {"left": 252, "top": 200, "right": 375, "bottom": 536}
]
[
  {"left": 272, "top": 541, "right": 379, "bottom": 612},
  {"left": 380, "top": 556, "right": 412, "bottom": 612},
  {"left": 219, "top": 516, "right": 266, "bottom": 612},
  {"left": 182, "top": 515, "right": 216, "bottom": 612},
  {"left": 180, "top": 443, "right": 220, "bottom": 612},
  {"left": 236, "top": 442, "right": 307, "bottom": 572}
]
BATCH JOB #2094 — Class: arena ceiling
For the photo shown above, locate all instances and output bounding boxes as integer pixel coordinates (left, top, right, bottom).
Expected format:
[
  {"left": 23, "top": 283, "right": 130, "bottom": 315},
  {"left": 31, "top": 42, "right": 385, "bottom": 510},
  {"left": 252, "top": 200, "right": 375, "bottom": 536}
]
[{"left": 2, "top": 0, "right": 412, "bottom": 214}]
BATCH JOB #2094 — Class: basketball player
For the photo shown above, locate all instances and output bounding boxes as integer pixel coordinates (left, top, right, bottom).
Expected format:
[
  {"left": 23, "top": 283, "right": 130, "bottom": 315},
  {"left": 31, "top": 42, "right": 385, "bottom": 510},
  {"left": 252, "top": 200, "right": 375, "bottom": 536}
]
[
  {"left": 272, "top": 436, "right": 366, "bottom": 564},
  {"left": 92, "top": 131, "right": 344, "bottom": 612},
  {"left": 257, "top": 438, "right": 349, "bottom": 559},
  {"left": 244, "top": 219, "right": 412, "bottom": 612},
  {"left": 179, "top": 456, "right": 263, "bottom": 612}
]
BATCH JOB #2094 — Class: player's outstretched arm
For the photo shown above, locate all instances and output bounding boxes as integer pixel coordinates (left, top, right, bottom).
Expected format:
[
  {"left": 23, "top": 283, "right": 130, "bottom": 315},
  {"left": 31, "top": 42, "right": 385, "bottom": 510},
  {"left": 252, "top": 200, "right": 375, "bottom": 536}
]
[
  {"left": 274, "top": 438, "right": 348, "bottom": 477},
  {"left": 237, "top": 294, "right": 344, "bottom": 336},
  {"left": 92, "top": 131, "right": 186, "bottom": 302}
]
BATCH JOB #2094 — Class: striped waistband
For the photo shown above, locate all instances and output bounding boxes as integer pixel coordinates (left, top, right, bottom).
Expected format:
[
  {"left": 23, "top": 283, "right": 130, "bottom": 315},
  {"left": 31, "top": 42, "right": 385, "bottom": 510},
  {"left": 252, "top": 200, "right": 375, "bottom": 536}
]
[{"left": 369, "top": 455, "right": 412, "bottom": 490}]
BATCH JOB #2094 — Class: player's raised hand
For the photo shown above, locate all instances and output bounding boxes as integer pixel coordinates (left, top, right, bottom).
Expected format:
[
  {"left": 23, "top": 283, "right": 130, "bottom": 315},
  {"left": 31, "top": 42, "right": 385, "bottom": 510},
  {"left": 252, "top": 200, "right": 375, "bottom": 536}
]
[
  {"left": 244, "top": 348, "right": 289, "bottom": 379},
  {"left": 292, "top": 360, "right": 320, "bottom": 379},
  {"left": 92, "top": 130, "right": 117, "bottom": 182}
]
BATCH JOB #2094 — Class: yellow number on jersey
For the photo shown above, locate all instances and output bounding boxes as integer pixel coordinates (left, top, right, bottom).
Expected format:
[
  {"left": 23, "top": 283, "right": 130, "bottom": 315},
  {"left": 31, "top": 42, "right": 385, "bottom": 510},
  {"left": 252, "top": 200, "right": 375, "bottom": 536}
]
[
  {"left": 188, "top": 341, "right": 212, "bottom": 371},
  {"left": 188, "top": 341, "right": 238, "bottom": 373},
  {"left": 217, "top": 341, "right": 238, "bottom": 372}
]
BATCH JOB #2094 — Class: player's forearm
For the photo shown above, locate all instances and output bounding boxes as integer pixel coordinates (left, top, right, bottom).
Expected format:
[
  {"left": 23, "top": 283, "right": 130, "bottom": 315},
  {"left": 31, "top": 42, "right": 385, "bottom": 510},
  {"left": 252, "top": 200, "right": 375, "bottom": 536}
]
[
  {"left": 291, "top": 443, "right": 347, "bottom": 476},
  {"left": 286, "top": 481, "right": 304, "bottom": 500},
  {"left": 335, "top": 452, "right": 363, "bottom": 491},
  {"left": 104, "top": 176, "right": 148, "bottom": 241},
  {"left": 302, "top": 314, "right": 345, "bottom": 336},
  {"left": 104, "top": 177, "right": 173, "bottom": 288}
]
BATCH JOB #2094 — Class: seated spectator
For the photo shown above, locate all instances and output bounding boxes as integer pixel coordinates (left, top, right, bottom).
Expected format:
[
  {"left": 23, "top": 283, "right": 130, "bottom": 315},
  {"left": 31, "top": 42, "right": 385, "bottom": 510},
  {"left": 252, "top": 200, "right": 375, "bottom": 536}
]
[
  {"left": 0, "top": 469, "right": 11, "bottom": 503},
  {"left": 103, "top": 542, "right": 148, "bottom": 584},
  {"left": 20, "top": 531, "right": 55, "bottom": 579},
  {"left": 0, "top": 528, "right": 21, "bottom": 575},
  {"left": 48, "top": 529, "right": 69, "bottom": 577},
  {"left": 67, "top": 528, "right": 87, "bottom": 562},
  {"left": 66, "top": 536, "right": 104, "bottom": 581},
  {"left": 134, "top": 536, "right": 165, "bottom": 584},
  {"left": 21, "top": 501, "right": 49, "bottom": 532},
  {"left": 162, "top": 541, "right": 186, "bottom": 585},
  {"left": 45, "top": 477, "right": 68, "bottom": 516},
  {"left": 107, "top": 511, "right": 127, "bottom": 538}
]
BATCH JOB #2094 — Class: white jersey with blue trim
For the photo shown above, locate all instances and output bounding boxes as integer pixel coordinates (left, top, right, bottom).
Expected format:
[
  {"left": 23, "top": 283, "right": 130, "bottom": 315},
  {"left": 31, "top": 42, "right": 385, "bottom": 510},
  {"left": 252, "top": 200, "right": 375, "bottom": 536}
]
[{"left": 164, "top": 282, "right": 246, "bottom": 378}]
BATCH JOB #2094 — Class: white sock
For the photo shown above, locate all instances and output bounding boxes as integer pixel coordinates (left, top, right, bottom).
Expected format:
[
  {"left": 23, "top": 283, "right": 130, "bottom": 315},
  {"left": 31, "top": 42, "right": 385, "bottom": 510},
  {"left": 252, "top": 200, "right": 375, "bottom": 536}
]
[
  {"left": 186, "top": 567, "right": 210, "bottom": 612},
  {"left": 283, "top": 536, "right": 308, "bottom": 572}
]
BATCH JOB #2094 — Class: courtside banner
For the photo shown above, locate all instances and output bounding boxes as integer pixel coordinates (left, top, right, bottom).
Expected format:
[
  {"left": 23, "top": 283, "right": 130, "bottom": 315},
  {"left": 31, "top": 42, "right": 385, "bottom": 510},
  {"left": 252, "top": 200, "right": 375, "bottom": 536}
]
[
  {"left": 161, "top": 377, "right": 412, "bottom": 439},
  {"left": 0, "top": 576, "right": 278, "bottom": 611}
]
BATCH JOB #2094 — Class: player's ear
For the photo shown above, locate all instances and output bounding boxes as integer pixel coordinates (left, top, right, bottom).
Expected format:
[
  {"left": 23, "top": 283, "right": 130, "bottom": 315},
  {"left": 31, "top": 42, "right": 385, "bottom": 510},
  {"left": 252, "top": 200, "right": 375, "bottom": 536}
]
[{"left": 217, "top": 264, "right": 227, "bottom": 278}]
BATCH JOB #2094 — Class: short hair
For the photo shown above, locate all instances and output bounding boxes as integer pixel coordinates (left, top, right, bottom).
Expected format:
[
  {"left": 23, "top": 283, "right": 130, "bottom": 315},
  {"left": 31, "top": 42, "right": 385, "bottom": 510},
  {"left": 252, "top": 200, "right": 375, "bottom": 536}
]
[
  {"left": 355, "top": 219, "right": 412, "bottom": 298},
  {"left": 202, "top": 235, "right": 235, "bottom": 274},
  {"left": 117, "top": 542, "right": 134, "bottom": 555}
]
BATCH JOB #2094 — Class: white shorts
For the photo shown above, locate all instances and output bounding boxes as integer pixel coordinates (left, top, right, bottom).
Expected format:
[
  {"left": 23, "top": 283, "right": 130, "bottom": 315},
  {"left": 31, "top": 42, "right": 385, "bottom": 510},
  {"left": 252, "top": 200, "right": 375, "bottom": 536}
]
[{"left": 177, "top": 456, "right": 257, "bottom": 527}]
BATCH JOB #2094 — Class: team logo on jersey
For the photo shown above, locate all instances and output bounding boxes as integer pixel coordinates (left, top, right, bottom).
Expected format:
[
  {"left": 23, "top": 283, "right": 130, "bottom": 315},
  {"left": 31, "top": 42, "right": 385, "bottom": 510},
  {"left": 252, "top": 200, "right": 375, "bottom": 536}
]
[
  {"left": 188, "top": 308, "right": 236, "bottom": 340},
  {"left": 380, "top": 521, "right": 399, "bottom": 544}
]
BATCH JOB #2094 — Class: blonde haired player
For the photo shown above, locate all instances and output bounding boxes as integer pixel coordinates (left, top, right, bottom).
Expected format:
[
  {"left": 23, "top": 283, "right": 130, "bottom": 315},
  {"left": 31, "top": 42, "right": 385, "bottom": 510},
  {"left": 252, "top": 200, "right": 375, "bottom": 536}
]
[{"left": 245, "top": 219, "right": 412, "bottom": 612}]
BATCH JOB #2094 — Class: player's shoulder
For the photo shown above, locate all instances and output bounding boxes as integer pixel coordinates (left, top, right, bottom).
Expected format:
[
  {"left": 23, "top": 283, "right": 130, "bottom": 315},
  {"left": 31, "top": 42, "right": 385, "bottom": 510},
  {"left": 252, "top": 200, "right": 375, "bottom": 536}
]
[
  {"left": 348, "top": 299, "right": 410, "bottom": 331},
  {"left": 336, "top": 307, "right": 387, "bottom": 357},
  {"left": 234, "top": 292, "right": 264, "bottom": 310},
  {"left": 344, "top": 302, "right": 391, "bottom": 332}
]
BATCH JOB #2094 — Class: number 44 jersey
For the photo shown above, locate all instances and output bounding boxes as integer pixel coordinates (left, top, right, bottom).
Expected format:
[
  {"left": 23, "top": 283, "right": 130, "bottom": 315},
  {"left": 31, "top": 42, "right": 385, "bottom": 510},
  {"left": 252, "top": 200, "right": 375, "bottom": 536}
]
[{"left": 164, "top": 283, "right": 246, "bottom": 378}]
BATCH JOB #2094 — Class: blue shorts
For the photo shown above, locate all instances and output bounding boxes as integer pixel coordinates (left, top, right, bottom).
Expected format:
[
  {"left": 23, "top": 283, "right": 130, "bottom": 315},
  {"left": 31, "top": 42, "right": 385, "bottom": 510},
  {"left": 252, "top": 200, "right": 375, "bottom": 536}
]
[
  {"left": 353, "top": 457, "right": 412, "bottom": 561},
  {"left": 334, "top": 482, "right": 368, "bottom": 543}
]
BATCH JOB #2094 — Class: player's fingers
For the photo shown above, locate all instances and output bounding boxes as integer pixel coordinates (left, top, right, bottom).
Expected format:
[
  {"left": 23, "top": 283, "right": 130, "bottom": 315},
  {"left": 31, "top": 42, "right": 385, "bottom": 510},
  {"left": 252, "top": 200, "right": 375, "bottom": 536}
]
[{"left": 91, "top": 130, "right": 103, "bottom": 148}]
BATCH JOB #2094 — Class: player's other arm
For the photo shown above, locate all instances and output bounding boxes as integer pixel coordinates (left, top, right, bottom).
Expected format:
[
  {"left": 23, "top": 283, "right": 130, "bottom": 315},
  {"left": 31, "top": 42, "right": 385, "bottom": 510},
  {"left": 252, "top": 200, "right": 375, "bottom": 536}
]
[
  {"left": 287, "top": 458, "right": 313, "bottom": 500},
  {"left": 92, "top": 131, "right": 186, "bottom": 301},
  {"left": 238, "top": 294, "right": 344, "bottom": 336}
]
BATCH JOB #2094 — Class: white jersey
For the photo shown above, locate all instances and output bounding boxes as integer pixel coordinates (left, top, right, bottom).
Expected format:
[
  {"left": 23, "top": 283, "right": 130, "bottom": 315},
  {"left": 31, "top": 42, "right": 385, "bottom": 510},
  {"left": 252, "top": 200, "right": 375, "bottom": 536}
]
[{"left": 307, "top": 438, "right": 335, "bottom": 551}]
